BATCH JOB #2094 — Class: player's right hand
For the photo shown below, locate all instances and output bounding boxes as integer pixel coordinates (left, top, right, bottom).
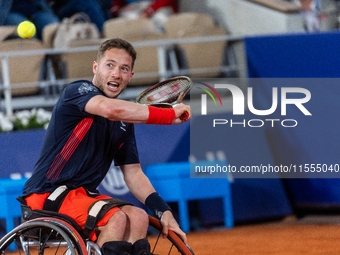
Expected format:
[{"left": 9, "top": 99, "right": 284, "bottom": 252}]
[{"left": 173, "top": 103, "right": 191, "bottom": 124}]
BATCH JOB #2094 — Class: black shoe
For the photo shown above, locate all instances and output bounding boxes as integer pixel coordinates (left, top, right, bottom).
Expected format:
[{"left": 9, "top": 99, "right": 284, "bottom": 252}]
[
  {"left": 131, "top": 238, "right": 151, "bottom": 255},
  {"left": 101, "top": 241, "right": 132, "bottom": 255}
]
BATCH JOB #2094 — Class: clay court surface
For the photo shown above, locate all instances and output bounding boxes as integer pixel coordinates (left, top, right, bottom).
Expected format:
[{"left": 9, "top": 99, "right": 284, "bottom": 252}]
[{"left": 171, "top": 216, "right": 340, "bottom": 255}]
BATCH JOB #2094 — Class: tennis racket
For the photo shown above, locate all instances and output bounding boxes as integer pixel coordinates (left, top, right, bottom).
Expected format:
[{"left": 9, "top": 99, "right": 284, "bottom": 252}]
[{"left": 136, "top": 76, "right": 193, "bottom": 121}]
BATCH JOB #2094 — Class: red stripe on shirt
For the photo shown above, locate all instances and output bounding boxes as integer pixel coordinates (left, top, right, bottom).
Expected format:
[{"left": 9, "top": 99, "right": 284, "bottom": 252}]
[{"left": 46, "top": 116, "right": 94, "bottom": 180}]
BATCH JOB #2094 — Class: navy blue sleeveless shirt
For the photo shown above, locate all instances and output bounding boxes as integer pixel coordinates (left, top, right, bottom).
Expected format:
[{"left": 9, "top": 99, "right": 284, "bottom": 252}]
[{"left": 23, "top": 80, "right": 139, "bottom": 196}]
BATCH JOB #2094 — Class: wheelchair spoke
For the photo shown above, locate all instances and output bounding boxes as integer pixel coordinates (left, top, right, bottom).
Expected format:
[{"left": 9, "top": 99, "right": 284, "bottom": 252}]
[
  {"left": 167, "top": 244, "right": 174, "bottom": 255},
  {"left": 38, "top": 228, "right": 45, "bottom": 255},
  {"left": 151, "top": 232, "right": 161, "bottom": 254},
  {"left": 53, "top": 237, "right": 63, "bottom": 255}
]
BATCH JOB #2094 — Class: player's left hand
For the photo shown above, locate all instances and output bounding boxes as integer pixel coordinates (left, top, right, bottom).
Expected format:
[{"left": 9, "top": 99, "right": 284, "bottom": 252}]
[{"left": 160, "top": 210, "right": 187, "bottom": 244}]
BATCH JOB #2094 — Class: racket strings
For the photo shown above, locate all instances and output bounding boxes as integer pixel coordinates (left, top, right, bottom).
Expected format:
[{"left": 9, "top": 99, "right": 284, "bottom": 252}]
[{"left": 138, "top": 79, "right": 190, "bottom": 104}]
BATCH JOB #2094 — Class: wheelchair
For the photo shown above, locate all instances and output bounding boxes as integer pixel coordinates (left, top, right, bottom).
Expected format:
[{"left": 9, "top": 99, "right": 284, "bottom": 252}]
[{"left": 0, "top": 203, "right": 195, "bottom": 255}]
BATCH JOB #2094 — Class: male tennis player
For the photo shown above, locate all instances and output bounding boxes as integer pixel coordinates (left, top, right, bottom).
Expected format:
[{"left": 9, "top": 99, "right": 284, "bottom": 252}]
[{"left": 22, "top": 38, "right": 191, "bottom": 255}]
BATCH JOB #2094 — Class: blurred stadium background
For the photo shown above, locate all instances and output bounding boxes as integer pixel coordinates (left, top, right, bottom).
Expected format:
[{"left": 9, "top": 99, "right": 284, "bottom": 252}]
[{"left": 1, "top": 0, "right": 340, "bottom": 254}]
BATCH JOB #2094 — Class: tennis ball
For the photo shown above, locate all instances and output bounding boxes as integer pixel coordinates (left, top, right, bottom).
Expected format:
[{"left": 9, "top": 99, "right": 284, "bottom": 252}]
[{"left": 17, "top": 21, "right": 36, "bottom": 39}]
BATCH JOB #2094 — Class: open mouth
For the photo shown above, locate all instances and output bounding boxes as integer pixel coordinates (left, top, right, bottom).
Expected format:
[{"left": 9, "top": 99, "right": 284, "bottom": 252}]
[{"left": 108, "top": 81, "right": 119, "bottom": 91}]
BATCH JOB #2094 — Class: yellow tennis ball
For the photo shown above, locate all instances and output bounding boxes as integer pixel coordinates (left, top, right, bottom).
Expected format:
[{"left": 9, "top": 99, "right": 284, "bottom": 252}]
[{"left": 17, "top": 21, "right": 36, "bottom": 39}]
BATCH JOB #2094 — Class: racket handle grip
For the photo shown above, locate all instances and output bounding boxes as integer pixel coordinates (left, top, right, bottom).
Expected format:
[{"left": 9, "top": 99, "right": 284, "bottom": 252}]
[{"left": 180, "top": 111, "right": 189, "bottom": 121}]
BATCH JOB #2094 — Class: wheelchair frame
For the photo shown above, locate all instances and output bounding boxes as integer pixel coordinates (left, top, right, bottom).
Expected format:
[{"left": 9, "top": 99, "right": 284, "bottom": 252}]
[{"left": 0, "top": 213, "right": 195, "bottom": 255}]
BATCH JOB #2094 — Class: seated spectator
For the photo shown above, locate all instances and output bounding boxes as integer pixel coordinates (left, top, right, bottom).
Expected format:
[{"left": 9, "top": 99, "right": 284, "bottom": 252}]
[
  {"left": 109, "top": 0, "right": 178, "bottom": 29},
  {"left": 294, "top": 0, "right": 319, "bottom": 32},
  {"left": 0, "top": 0, "right": 59, "bottom": 40},
  {"left": 51, "top": 0, "right": 107, "bottom": 34}
]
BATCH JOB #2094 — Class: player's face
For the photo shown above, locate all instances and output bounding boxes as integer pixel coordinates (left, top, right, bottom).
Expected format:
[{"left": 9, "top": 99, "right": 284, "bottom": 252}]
[{"left": 92, "top": 48, "right": 134, "bottom": 98}]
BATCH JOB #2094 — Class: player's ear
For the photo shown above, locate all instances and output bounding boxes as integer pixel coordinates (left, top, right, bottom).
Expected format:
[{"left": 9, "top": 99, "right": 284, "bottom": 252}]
[
  {"left": 93, "top": 61, "right": 98, "bottom": 74},
  {"left": 128, "top": 71, "right": 134, "bottom": 82}
]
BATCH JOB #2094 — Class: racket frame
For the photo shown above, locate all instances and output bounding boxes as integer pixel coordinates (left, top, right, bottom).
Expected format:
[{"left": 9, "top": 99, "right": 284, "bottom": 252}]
[{"left": 135, "top": 76, "right": 193, "bottom": 106}]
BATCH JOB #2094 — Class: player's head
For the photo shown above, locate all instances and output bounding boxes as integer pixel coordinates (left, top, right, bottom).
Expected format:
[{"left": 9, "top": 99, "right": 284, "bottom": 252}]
[
  {"left": 96, "top": 38, "right": 137, "bottom": 69},
  {"left": 92, "top": 38, "right": 137, "bottom": 98}
]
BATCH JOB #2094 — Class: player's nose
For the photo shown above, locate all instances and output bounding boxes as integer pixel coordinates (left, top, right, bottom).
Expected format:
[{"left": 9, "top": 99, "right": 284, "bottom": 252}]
[{"left": 111, "top": 66, "right": 120, "bottom": 78}]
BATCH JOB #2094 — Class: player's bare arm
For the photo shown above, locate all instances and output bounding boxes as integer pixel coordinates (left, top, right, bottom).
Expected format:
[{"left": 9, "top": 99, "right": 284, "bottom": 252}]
[
  {"left": 84, "top": 95, "right": 149, "bottom": 123},
  {"left": 84, "top": 96, "right": 192, "bottom": 124},
  {"left": 120, "top": 163, "right": 156, "bottom": 200}
]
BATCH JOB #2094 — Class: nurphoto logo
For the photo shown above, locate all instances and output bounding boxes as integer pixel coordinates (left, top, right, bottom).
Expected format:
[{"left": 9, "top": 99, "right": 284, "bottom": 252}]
[{"left": 198, "top": 83, "right": 312, "bottom": 128}]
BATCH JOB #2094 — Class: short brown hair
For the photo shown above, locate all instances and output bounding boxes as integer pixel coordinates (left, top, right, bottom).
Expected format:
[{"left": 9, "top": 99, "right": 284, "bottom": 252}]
[{"left": 97, "top": 38, "right": 137, "bottom": 69}]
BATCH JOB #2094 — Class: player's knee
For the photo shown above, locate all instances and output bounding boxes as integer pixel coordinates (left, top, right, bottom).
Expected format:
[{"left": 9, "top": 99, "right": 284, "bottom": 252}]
[
  {"left": 130, "top": 207, "right": 149, "bottom": 230},
  {"left": 109, "top": 210, "right": 128, "bottom": 229},
  {"left": 97, "top": 210, "right": 128, "bottom": 244},
  {"left": 115, "top": 210, "right": 128, "bottom": 222}
]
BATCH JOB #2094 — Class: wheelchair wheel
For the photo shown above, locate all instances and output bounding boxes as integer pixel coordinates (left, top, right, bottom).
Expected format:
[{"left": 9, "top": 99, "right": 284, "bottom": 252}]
[
  {"left": 148, "top": 216, "right": 195, "bottom": 255},
  {"left": 0, "top": 217, "right": 87, "bottom": 255}
]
